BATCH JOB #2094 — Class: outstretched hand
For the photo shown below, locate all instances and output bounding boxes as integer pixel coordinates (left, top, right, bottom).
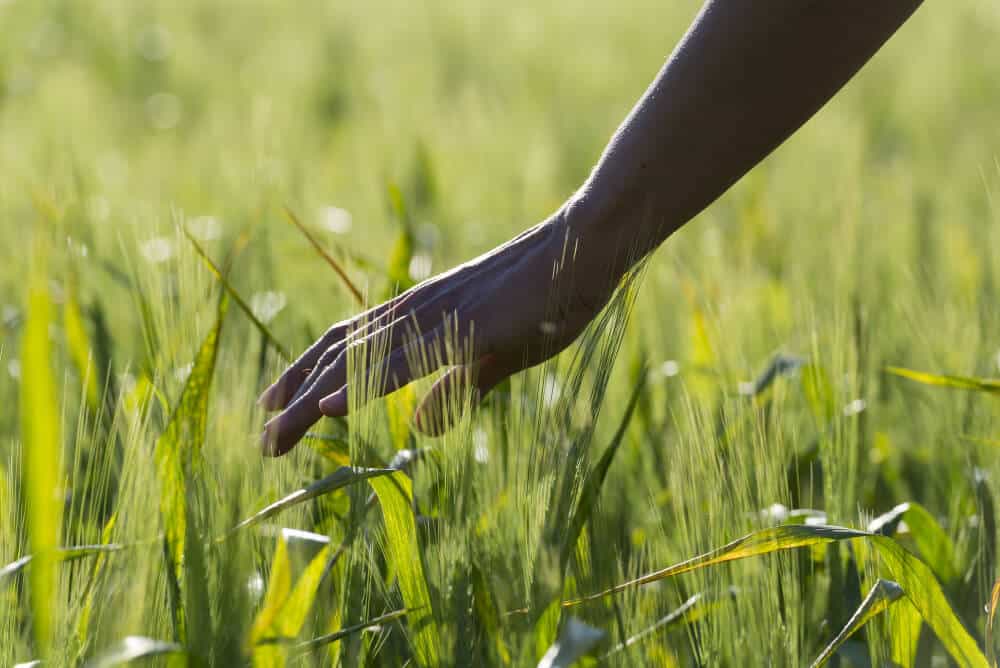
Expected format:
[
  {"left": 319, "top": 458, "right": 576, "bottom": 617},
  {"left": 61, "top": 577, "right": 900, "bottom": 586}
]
[{"left": 258, "top": 211, "right": 614, "bottom": 456}]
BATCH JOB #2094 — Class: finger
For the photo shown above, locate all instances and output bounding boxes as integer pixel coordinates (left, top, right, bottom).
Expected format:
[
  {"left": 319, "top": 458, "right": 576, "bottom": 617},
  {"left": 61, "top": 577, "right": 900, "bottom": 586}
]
[
  {"left": 287, "top": 340, "right": 346, "bottom": 408},
  {"left": 318, "top": 338, "right": 440, "bottom": 418},
  {"left": 257, "top": 325, "right": 345, "bottom": 411},
  {"left": 261, "top": 354, "right": 350, "bottom": 457},
  {"left": 413, "top": 353, "right": 515, "bottom": 436},
  {"left": 294, "top": 301, "right": 452, "bottom": 410},
  {"left": 257, "top": 291, "right": 413, "bottom": 410}
]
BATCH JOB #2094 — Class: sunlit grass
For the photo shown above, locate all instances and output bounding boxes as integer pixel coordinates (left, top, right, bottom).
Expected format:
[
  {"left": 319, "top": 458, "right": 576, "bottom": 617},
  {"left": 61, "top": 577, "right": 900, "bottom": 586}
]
[{"left": 2, "top": 0, "right": 1000, "bottom": 665}]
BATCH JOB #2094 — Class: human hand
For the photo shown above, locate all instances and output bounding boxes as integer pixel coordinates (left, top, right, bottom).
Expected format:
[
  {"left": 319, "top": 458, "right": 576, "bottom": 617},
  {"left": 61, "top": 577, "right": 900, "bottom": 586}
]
[{"left": 258, "top": 209, "right": 616, "bottom": 456}]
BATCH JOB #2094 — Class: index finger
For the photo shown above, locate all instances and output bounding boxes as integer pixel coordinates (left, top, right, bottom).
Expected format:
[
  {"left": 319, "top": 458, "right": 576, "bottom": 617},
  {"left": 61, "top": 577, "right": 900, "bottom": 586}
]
[{"left": 256, "top": 291, "right": 411, "bottom": 410}]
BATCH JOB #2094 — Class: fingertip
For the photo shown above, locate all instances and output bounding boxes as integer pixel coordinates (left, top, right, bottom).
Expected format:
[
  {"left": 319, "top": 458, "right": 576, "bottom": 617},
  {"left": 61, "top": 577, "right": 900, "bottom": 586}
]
[
  {"left": 258, "top": 380, "right": 288, "bottom": 411},
  {"left": 260, "top": 418, "right": 281, "bottom": 457},
  {"left": 257, "top": 386, "right": 275, "bottom": 409},
  {"left": 260, "top": 400, "right": 315, "bottom": 457},
  {"left": 318, "top": 388, "right": 348, "bottom": 418}
]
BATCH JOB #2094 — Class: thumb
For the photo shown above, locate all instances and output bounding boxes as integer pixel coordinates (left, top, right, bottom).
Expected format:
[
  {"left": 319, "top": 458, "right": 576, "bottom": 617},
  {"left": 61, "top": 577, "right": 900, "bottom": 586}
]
[{"left": 414, "top": 353, "right": 512, "bottom": 436}]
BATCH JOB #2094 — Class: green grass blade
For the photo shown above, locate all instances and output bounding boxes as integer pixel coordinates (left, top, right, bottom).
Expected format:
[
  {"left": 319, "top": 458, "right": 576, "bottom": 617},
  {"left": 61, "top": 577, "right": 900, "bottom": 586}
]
[
  {"left": 0, "top": 543, "right": 125, "bottom": 583},
  {"left": 961, "top": 435, "right": 1000, "bottom": 448},
  {"left": 75, "top": 514, "right": 118, "bottom": 659},
  {"left": 382, "top": 183, "right": 415, "bottom": 300},
  {"left": 228, "top": 467, "right": 395, "bottom": 535},
  {"left": 293, "top": 609, "right": 408, "bottom": 653},
  {"left": 601, "top": 589, "right": 735, "bottom": 660},
  {"left": 85, "top": 636, "right": 186, "bottom": 667},
  {"left": 20, "top": 247, "right": 63, "bottom": 654},
  {"left": 869, "top": 502, "right": 959, "bottom": 583},
  {"left": 64, "top": 284, "right": 100, "bottom": 410},
  {"left": 889, "top": 587, "right": 923, "bottom": 668},
  {"left": 155, "top": 293, "right": 228, "bottom": 644},
  {"left": 560, "top": 369, "right": 647, "bottom": 575},
  {"left": 247, "top": 536, "right": 292, "bottom": 652},
  {"left": 271, "top": 543, "right": 332, "bottom": 639},
  {"left": 385, "top": 384, "right": 416, "bottom": 452},
  {"left": 182, "top": 226, "right": 290, "bottom": 361},
  {"left": 283, "top": 207, "right": 363, "bottom": 306},
  {"left": 886, "top": 366, "right": 1000, "bottom": 396},
  {"left": 564, "top": 524, "right": 869, "bottom": 606},
  {"left": 369, "top": 471, "right": 440, "bottom": 666},
  {"left": 810, "top": 579, "right": 904, "bottom": 668},
  {"left": 988, "top": 578, "right": 999, "bottom": 667},
  {"left": 249, "top": 535, "right": 332, "bottom": 664},
  {"left": 871, "top": 535, "right": 989, "bottom": 668},
  {"left": 562, "top": 522, "right": 985, "bottom": 665},
  {"left": 801, "top": 364, "right": 836, "bottom": 425}
]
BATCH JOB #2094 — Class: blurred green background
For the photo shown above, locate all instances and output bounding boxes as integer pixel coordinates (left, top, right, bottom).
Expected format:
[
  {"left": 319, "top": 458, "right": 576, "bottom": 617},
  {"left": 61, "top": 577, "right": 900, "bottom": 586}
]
[{"left": 2, "top": 1, "right": 999, "bottom": 665}]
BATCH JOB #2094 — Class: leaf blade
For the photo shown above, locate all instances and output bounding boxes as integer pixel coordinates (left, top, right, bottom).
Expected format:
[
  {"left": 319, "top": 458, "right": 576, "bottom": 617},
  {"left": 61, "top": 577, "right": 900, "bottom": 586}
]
[
  {"left": 886, "top": 366, "right": 1000, "bottom": 396},
  {"left": 20, "top": 246, "right": 62, "bottom": 653},
  {"left": 810, "top": 579, "right": 905, "bottom": 668},
  {"left": 229, "top": 467, "right": 395, "bottom": 535},
  {"left": 564, "top": 525, "right": 869, "bottom": 606},
  {"left": 369, "top": 471, "right": 440, "bottom": 666}
]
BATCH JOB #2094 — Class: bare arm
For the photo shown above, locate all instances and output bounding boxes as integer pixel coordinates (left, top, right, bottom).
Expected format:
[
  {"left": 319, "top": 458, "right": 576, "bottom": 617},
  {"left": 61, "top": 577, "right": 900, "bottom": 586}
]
[
  {"left": 568, "top": 0, "right": 924, "bottom": 278},
  {"left": 259, "top": 1, "right": 923, "bottom": 455}
]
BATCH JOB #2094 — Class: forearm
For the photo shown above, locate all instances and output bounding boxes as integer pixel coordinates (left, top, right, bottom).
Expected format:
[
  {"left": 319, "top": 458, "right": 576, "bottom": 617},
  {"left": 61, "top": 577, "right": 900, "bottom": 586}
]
[{"left": 564, "top": 0, "right": 923, "bottom": 278}]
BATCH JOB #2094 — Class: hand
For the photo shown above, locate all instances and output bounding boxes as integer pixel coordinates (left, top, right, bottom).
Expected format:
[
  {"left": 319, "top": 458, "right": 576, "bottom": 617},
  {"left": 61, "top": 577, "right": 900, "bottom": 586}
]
[{"left": 258, "top": 209, "right": 616, "bottom": 456}]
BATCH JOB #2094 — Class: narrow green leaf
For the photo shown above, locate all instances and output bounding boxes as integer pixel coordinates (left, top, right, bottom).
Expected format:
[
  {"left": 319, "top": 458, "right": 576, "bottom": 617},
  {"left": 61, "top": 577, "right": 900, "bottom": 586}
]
[
  {"left": 271, "top": 543, "right": 332, "bottom": 640},
  {"left": 64, "top": 285, "right": 100, "bottom": 410},
  {"left": 0, "top": 543, "right": 125, "bottom": 582},
  {"left": 75, "top": 515, "right": 119, "bottom": 658},
  {"left": 869, "top": 502, "right": 959, "bottom": 583},
  {"left": 369, "top": 471, "right": 440, "bottom": 666},
  {"left": 385, "top": 384, "right": 416, "bottom": 452},
  {"left": 229, "top": 467, "right": 395, "bottom": 535},
  {"left": 20, "top": 247, "right": 62, "bottom": 653},
  {"left": 888, "top": 587, "right": 923, "bottom": 668},
  {"left": 564, "top": 525, "right": 869, "bottom": 605},
  {"left": 886, "top": 366, "right": 1000, "bottom": 396},
  {"left": 383, "top": 183, "right": 415, "bottom": 300},
  {"left": 247, "top": 537, "right": 292, "bottom": 650},
  {"left": 534, "top": 599, "right": 562, "bottom": 664},
  {"left": 294, "top": 609, "right": 408, "bottom": 653},
  {"left": 182, "top": 226, "right": 290, "bottom": 361},
  {"left": 801, "top": 364, "right": 836, "bottom": 425},
  {"left": 961, "top": 435, "right": 1000, "bottom": 449},
  {"left": 471, "top": 565, "right": 510, "bottom": 664},
  {"left": 249, "top": 537, "right": 332, "bottom": 665},
  {"left": 601, "top": 589, "right": 734, "bottom": 660},
  {"left": 561, "top": 370, "right": 647, "bottom": 574},
  {"left": 870, "top": 535, "right": 989, "bottom": 668},
  {"left": 283, "top": 207, "right": 364, "bottom": 305},
  {"left": 562, "top": 523, "right": 987, "bottom": 666},
  {"left": 155, "top": 293, "right": 227, "bottom": 643},
  {"left": 987, "top": 578, "right": 998, "bottom": 667},
  {"left": 86, "top": 636, "right": 185, "bottom": 667},
  {"left": 810, "top": 579, "right": 905, "bottom": 668}
]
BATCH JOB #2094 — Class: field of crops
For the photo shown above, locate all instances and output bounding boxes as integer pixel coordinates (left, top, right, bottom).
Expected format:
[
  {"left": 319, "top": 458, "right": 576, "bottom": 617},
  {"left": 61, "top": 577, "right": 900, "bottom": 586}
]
[{"left": 3, "top": 1, "right": 1000, "bottom": 665}]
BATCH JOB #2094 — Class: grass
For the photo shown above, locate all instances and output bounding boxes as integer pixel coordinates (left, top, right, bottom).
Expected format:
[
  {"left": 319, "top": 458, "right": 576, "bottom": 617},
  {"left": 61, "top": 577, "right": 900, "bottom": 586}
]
[{"left": 2, "top": 0, "right": 999, "bottom": 665}]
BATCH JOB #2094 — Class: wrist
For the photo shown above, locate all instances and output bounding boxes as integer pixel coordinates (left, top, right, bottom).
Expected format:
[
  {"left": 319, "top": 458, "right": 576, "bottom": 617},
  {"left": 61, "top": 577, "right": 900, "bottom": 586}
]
[{"left": 555, "top": 189, "right": 637, "bottom": 285}]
